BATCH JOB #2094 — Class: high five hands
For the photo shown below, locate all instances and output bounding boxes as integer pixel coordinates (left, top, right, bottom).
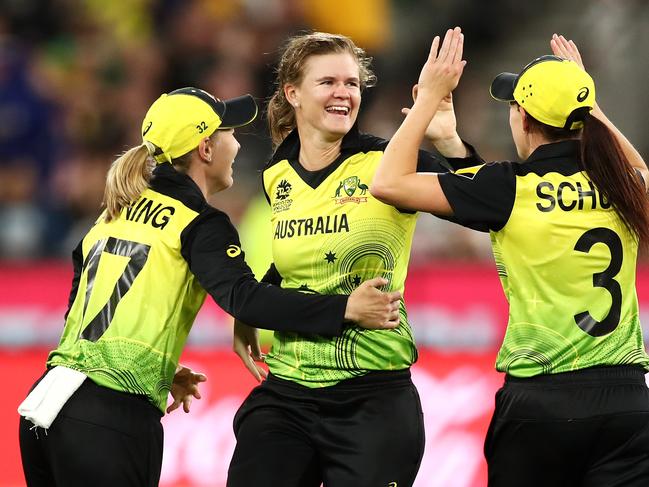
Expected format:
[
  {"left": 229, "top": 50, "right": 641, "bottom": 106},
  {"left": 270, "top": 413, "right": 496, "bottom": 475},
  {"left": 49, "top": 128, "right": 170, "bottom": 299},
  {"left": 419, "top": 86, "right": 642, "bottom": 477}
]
[
  {"left": 401, "top": 27, "right": 467, "bottom": 156},
  {"left": 414, "top": 27, "right": 466, "bottom": 105}
]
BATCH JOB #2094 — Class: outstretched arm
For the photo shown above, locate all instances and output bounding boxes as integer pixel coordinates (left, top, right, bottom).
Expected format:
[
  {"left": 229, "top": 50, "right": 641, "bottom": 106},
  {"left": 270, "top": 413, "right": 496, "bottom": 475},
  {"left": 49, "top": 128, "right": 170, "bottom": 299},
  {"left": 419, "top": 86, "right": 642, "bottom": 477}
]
[
  {"left": 371, "top": 27, "right": 466, "bottom": 213},
  {"left": 551, "top": 34, "right": 648, "bottom": 188},
  {"left": 186, "top": 212, "right": 402, "bottom": 338}
]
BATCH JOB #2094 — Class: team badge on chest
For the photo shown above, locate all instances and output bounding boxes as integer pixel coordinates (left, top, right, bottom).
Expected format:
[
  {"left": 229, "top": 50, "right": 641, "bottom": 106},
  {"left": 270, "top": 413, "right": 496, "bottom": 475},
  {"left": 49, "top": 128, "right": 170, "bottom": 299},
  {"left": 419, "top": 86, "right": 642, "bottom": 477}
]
[{"left": 334, "top": 175, "right": 369, "bottom": 205}]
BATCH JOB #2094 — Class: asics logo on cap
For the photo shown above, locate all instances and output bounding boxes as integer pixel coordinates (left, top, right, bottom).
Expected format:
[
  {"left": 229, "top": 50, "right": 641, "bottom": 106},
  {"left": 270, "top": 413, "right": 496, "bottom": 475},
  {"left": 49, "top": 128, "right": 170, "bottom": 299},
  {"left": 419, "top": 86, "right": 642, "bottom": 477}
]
[
  {"left": 143, "top": 121, "right": 153, "bottom": 136},
  {"left": 577, "top": 87, "right": 589, "bottom": 102}
]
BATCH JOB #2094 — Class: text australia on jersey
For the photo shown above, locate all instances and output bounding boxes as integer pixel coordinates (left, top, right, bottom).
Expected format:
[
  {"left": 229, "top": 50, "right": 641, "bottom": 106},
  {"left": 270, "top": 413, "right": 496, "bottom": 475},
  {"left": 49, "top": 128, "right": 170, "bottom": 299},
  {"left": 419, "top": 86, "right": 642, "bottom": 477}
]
[{"left": 271, "top": 176, "right": 371, "bottom": 239}]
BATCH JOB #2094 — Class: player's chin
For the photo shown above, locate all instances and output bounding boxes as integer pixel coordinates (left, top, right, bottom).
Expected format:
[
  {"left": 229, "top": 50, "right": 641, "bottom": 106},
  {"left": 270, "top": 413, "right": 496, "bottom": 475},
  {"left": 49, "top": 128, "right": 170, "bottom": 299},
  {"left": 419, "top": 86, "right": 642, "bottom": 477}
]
[
  {"left": 322, "top": 118, "right": 354, "bottom": 137},
  {"left": 220, "top": 174, "right": 234, "bottom": 191}
]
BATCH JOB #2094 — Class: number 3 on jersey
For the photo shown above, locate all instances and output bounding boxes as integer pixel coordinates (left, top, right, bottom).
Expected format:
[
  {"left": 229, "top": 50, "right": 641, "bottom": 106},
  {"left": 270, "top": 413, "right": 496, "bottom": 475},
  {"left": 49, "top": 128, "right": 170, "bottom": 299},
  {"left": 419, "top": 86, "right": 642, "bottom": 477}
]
[
  {"left": 573, "top": 227, "right": 623, "bottom": 337},
  {"left": 78, "top": 237, "right": 151, "bottom": 341}
]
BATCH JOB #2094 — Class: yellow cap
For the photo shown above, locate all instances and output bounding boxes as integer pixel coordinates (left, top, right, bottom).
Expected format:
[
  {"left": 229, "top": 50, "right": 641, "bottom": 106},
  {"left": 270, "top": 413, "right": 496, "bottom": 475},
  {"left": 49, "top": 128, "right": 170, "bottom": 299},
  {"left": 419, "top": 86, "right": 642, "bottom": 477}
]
[
  {"left": 490, "top": 55, "right": 595, "bottom": 130},
  {"left": 141, "top": 87, "right": 258, "bottom": 163}
]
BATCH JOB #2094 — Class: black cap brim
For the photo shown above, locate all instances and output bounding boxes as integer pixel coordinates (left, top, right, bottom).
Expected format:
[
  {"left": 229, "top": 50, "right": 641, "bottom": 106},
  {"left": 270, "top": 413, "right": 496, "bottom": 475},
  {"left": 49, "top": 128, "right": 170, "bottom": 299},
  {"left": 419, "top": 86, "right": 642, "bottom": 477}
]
[
  {"left": 218, "top": 94, "right": 258, "bottom": 129},
  {"left": 490, "top": 72, "right": 518, "bottom": 102}
]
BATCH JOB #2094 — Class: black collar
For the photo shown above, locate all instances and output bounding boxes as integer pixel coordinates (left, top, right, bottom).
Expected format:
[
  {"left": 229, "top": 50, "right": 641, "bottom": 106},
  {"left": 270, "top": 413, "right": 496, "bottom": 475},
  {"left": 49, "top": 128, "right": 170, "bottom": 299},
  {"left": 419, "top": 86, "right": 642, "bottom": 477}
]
[
  {"left": 270, "top": 123, "right": 362, "bottom": 164},
  {"left": 526, "top": 139, "right": 580, "bottom": 163},
  {"left": 150, "top": 163, "right": 207, "bottom": 213},
  {"left": 269, "top": 124, "right": 363, "bottom": 189},
  {"left": 516, "top": 139, "right": 582, "bottom": 177}
]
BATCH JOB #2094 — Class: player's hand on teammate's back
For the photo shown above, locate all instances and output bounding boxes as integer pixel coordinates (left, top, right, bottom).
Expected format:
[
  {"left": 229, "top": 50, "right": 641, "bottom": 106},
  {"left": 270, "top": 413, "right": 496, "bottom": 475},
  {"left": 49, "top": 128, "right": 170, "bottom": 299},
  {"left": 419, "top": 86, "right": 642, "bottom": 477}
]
[
  {"left": 233, "top": 320, "right": 268, "bottom": 383},
  {"left": 345, "top": 277, "right": 402, "bottom": 330},
  {"left": 167, "top": 364, "right": 207, "bottom": 414}
]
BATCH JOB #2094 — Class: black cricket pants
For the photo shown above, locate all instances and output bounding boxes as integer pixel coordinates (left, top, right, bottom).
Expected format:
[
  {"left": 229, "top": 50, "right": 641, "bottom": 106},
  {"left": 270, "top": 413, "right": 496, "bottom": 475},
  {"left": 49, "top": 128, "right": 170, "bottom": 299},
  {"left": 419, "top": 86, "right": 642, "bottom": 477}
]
[
  {"left": 485, "top": 365, "right": 649, "bottom": 487},
  {"left": 19, "top": 374, "right": 163, "bottom": 487},
  {"left": 227, "top": 369, "right": 425, "bottom": 487}
]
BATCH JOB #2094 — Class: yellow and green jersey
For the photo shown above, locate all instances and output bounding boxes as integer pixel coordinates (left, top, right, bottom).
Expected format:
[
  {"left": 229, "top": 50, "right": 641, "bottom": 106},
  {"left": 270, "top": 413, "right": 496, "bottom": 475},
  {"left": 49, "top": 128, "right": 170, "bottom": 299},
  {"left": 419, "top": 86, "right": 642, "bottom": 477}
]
[
  {"left": 438, "top": 140, "right": 649, "bottom": 377},
  {"left": 48, "top": 164, "right": 354, "bottom": 412},
  {"left": 48, "top": 170, "right": 206, "bottom": 412},
  {"left": 261, "top": 127, "right": 462, "bottom": 387}
]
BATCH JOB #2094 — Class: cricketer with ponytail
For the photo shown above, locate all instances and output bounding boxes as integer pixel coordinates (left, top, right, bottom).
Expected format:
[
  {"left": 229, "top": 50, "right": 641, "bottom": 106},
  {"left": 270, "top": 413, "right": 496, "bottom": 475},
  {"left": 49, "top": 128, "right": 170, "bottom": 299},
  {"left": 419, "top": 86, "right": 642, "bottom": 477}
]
[
  {"left": 372, "top": 29, "right": 649, "bottom": 486},
  {"left": 17, "top": 87, "right": 401, "bottom": 487}
]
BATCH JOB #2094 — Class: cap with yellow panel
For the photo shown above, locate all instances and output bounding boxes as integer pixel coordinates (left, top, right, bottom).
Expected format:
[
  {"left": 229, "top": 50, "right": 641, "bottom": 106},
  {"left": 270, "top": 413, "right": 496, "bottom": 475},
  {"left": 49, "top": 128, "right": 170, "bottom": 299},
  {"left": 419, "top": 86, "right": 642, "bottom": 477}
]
[
  {"left": 141, "top": 87, "right": 258, "bottom": 163},
  {"left": 490, "top": 55, "right": 595, "bottom": 130}
]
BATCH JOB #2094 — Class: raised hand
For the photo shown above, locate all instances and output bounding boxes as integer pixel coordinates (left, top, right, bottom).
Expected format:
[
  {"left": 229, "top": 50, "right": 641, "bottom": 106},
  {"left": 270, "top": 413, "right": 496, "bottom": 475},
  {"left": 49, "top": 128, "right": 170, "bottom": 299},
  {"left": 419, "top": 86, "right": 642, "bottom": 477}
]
[
  {"left": 416, "top": 27, "right": 466, "bottom": 102},
  {"left": 345, "top": 277, "right": 402, "bottom": 330},
  {"left": 550, "top": 34, "right": 585, "bottom": 70},
  {"left": 233, "top": 320, "right": 267, "bottom": 382},
  {"left": 402, "top": 86, "right": 458, "bottom": 144},
  {"left": 167, "top": 364, "right": 207, "bottom": 414}
]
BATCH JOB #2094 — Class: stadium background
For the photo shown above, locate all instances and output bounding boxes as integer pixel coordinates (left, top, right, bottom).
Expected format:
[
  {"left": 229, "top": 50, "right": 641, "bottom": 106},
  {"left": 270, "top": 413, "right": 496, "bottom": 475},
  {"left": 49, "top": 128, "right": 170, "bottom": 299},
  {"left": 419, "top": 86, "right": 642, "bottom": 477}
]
[{"left": 1, "top": 1, "right": 648, "bottom": 485}]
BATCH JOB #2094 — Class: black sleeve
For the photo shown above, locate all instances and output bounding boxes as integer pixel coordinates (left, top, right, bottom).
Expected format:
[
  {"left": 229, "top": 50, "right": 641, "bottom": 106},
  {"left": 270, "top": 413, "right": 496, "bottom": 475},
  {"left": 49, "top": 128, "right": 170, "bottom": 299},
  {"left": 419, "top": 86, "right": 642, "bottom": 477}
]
[
  {"left": 416, "top": 149, "right": 452, "bottom": 173},
  {"left": 415, "top": 141, "right": 486, "bottom": 174},
  {"left": 437, "top": 161, "right": 517, "bottom": 232},
  {"left": 444, "top": 141, "right": 486, "bottom": 171},
  {"left": 181, "top": 209, "right": 347, "bottom": 336},
  {"left": 64, "top": 240, "right": 84, "bottom": 321},
  {"left": 261, "top": 263, "right": 282, "bottom": 285}
]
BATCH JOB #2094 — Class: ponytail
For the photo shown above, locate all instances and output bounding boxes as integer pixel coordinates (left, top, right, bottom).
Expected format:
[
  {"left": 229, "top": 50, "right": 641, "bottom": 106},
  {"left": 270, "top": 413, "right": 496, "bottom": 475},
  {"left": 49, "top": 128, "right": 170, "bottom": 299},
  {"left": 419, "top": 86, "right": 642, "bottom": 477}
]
[
  {"left": 103, "top": 143, "right": 155, "bottom": 222},
  {"left": 580, "top": 114, "right": 649, "bottom": 245},
  {"left": 525, "top": 110, "right": 649, "bottom": 246},
  {"left": 267, "top": 90, "right": 296, "bottom": 148}
]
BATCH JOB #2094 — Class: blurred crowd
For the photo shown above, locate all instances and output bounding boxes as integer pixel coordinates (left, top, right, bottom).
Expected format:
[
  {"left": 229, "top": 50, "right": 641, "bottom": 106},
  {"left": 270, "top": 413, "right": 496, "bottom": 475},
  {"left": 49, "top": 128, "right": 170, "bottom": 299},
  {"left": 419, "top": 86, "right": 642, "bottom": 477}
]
[{"left": 1, "top": 0, "right": 648, "bottom": 264}]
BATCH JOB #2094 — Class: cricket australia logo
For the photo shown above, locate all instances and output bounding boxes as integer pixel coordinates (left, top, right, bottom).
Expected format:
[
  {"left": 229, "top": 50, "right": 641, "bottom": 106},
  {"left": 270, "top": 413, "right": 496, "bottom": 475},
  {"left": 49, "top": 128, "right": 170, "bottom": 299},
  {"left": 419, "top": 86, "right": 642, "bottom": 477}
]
[
  {"left": 334, "top": 175, "right": 369, "bottom": 205},
  {"left": 272, "top": 179, "right": 293, "bottom": 213}
]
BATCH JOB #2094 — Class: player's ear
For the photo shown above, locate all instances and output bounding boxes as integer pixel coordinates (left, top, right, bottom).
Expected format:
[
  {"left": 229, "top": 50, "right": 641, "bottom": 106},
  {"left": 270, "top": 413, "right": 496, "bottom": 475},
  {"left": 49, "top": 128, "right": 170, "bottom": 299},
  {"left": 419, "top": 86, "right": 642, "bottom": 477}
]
[
  {"left": 197, "top": 136, "right": 213, "bottom": 163},
  {"left": 284, "top": 84, "right": 300, "bottom": 109},
  {"left": 519, "top": 106, "right": 531, "bottom": 134}
]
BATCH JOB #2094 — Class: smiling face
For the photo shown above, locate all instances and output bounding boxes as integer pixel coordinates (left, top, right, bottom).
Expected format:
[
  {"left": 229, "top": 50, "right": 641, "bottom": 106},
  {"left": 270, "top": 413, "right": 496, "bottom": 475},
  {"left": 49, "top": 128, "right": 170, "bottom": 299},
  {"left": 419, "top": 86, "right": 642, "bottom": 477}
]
[{"left": 286, "top": 52, "right": 361, "bottom": 141}]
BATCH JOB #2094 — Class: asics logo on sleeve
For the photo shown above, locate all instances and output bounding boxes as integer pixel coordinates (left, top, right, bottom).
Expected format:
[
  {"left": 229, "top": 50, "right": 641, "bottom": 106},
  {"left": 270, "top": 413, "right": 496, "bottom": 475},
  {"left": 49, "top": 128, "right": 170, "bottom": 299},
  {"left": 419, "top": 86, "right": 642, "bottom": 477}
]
[{"left": 226, "top": 245, "right": 242, "bottom": 257}]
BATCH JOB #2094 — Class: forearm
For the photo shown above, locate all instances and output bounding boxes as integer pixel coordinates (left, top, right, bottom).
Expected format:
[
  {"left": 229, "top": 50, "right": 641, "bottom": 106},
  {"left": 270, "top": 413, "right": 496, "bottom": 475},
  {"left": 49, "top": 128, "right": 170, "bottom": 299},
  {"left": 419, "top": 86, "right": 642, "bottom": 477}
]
[
  {"left": 432, "top": 134, "right": 468, "bottom": 158},
  {"left": 186, "top": 215, "right": 348, "bottom": 336},
  {"left": 371, "top": 92, "right": 454, "bottom": 213},
  {"left": 218, "top": 276, "right": 348, "bottom": 336},
  {"left": 372, "top": 93, "right": 441, "bottom": 200}
]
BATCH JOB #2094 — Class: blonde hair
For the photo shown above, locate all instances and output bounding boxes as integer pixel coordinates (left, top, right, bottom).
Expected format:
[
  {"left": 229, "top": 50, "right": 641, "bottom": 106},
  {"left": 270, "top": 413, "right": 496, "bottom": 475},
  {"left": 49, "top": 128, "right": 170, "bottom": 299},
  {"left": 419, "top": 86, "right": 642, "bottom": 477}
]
[
  {"left": 102, "top": 142, "right": 155, "bottom": 222},
  {"left": 267, "top": 32, "right": 377, "bottom": 147}
]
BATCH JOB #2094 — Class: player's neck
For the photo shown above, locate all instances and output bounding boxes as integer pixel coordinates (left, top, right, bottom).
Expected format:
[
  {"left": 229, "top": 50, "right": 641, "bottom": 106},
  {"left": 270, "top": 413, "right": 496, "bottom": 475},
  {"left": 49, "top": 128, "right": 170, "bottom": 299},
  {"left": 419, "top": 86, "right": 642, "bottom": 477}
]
[
  {"left": 185, "top": 165, "right": 209, "bottom": 199},
  {"left": 297, "top": 128, "right": 343, "bottom": 171}
]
